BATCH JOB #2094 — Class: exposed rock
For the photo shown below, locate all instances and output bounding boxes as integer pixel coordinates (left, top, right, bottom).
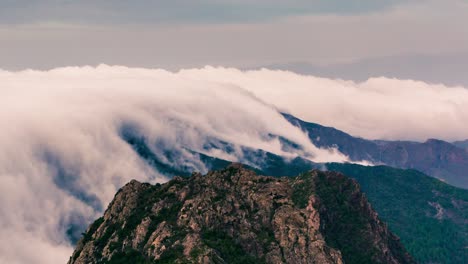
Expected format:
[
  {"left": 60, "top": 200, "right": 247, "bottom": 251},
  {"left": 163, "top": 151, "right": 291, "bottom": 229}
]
[{"left": 69, "top": 164, "right": 414, "bottom": 264}]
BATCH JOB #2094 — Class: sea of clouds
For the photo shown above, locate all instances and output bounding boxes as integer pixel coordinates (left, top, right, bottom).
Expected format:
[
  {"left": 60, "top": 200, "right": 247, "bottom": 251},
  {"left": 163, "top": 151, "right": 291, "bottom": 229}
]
[{"left": 1, "top": 65, "right": 467, "bottom": 263}]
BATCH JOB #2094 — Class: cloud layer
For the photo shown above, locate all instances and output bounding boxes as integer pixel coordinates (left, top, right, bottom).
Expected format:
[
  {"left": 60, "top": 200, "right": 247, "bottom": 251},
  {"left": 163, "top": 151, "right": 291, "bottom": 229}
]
[
  {"left": 181, "top": 67, "right": 468, "bottom": 141},
  {"left": 0, "top": 65, "right": 467, "bottom": 263},
  {"left": 0, "top": 65, "right": 346, "bottom": 263}
]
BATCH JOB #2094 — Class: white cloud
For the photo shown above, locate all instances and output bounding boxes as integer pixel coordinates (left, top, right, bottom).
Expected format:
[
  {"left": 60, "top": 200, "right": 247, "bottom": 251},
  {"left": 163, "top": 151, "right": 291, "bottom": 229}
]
[
  {"left": 1, "top": 65, "right": 467, "bottom": 263},
  {"left": 0, "top": 65, "right": 348, "bottom": 264},
  {"left": 181, "top": 67, "right": 468, "bottom": 141}
]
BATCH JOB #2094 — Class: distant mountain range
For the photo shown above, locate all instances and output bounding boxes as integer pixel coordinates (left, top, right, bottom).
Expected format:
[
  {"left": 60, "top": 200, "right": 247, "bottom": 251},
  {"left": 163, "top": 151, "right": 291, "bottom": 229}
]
[
  {"left": 283, "top": 113, "right": 468, "bottom": 189},
  {"left": 121, "top": 112, "right": 468, "bottom": 189},
  {"left": 453, "top": 140, "right": 468, "bottom": 151}
]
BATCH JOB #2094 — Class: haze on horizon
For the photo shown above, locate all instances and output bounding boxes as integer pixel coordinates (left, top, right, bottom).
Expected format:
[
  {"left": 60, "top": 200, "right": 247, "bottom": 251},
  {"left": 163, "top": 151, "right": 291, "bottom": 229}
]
[{"left": 1, "top": 0, "right": 468, "bottom": 86}]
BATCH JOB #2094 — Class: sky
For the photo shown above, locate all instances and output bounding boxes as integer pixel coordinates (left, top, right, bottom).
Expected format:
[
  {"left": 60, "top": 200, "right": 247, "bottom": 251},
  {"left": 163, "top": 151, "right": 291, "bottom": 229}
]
[{"left": 1, "top": 0, "right": 468, "bottom": 86}]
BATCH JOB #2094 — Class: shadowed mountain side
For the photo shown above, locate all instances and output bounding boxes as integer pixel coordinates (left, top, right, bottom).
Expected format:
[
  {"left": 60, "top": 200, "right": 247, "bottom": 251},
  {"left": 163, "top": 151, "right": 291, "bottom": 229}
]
[
  {"left": 453, "top": 140, "right": 468, "bottom": 152},
  {"left": 283, "top": 113, "right": 468, "bottom": 189},
  {"left": 120, "top": 126, "right": 322, "bottom": 178},
  {"left": 327, "top": 163, "right": 468, "bottom": 264}
]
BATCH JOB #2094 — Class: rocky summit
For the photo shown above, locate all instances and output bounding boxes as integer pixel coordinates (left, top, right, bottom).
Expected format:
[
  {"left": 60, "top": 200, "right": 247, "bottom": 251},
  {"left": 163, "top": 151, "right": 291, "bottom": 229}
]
[{"left": 69, "top": 164, "right": 414, "bottom": 264}]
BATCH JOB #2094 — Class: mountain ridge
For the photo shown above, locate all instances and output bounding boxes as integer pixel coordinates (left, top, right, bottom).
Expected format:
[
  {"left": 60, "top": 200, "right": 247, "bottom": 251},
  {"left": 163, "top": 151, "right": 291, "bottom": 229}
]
[
  {"left": 283, "top": 113, "right": 468, "bottom": 188},
  {"left": 69, "top": 165, "right": 414, "bottom": 264}
]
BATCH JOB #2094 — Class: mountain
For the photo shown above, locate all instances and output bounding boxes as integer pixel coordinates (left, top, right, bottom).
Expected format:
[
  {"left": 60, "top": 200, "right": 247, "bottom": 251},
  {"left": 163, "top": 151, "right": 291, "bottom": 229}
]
[
  {"left": 120, "top": 126, "right": 320, "bottom": 178},
  {"left": 119, "top": 113, "right": 468, "bottom": 189},
  {"left": 119, "top": 119, "right": 468, "bottom": 263},
  {"left": 453, "top": 140, "right": 468, "bottom": 151},
  {"left": 283, "top": 113, "right": 468, "bottom": 189},
  {"left": 107, "top": 113, "right": 468, "bottom": 263},
  {"left": 327, "top": 163, "right": 468, "bottom": 264},
  {"left": 69, "top": 165, "right": 414, "bottom": 264}
]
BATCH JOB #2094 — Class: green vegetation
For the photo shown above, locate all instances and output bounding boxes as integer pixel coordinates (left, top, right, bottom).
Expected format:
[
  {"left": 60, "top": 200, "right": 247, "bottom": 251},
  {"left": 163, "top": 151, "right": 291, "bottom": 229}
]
[
  {"left": 291, "top": 171, "right": 412, "bottom": 263},
  {"left": 157, "top": 244, "right": 186, "bottom": 264},
  {"left": 201, "top": 229, "right": 263, "bottom": 264},
  {"left": 71, "top": 217, "right": 105, "bottom": 262},
  {"left": 81, "top": 217, "right": 104, "bottom": 244},
  {"left": 189, "top": 247, "right": 204, "bottom": 260},
  {"left": 312, "top": 171, "right": 379, "bottom": 264},
  {"left": 327, "top": 163, "right": 468, "bottom": 264},
  {"left": 291, "top": 172, "right": 314, "bottom": 208},
  {"left": 105, "top": 249, "right": 153, "bottom": 264}
]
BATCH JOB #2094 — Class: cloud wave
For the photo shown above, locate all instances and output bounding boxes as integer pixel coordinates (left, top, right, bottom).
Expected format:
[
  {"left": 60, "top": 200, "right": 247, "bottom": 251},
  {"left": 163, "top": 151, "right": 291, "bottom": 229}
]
[
  {"left": 180, "top": 66, "right": 468, "bottom": 141},
  {"left": 0, "top": 65, "right": 347, "bottom": 263},
  {"left": 0, "top": 65, "right": 467, "bottom": 263}
]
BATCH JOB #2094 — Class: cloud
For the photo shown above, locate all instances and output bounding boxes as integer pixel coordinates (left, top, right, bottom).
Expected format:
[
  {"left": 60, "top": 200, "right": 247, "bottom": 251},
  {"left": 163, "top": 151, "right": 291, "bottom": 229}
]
[
  {"left": 0, "top": 65, "right": 348, "bottom": 264},
  {"left": 1, "top": 65, "right": 467, "bottom": 263},
  {"left": 181, "top": 67, "right": 468, "bottom": 141}
]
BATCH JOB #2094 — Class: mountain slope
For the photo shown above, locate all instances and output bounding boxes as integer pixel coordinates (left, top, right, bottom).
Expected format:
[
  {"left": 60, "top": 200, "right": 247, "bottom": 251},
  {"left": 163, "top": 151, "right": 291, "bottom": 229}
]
[
  {"left": 283, "top": 113, "right": 468, "bottom": 189},
  {"left": 69, "top": 165, "right": 413, "bottom": 264},
  {"left": 327, "top": 163, "right": 468, "bottom": 264},
  {"left": 121, "top": 127, "right": 320, "bottom": 177},
  {"left": 119, "top": 126, "right": 468, "bottom": 263},
  {"left": 453, "top": 140, "right": 468, "bottom": 151}
]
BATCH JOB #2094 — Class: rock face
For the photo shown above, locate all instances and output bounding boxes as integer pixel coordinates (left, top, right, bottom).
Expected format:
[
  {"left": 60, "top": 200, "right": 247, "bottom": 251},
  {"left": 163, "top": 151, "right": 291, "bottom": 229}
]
[{"left": 69, "top": 164, "right": 414, "bottom": 264}]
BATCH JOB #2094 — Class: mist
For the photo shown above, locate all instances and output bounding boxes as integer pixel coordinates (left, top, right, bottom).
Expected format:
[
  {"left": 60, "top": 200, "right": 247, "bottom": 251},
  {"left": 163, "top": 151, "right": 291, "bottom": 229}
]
[
  {"left": 0, "top": 65, "right": 346, "bottom": 263},
  {"left": 0, "top": 65, "right": 467, "bottom": 263},
  {"left": 180, "top": 67, "right": 468, "bottom": 141}
]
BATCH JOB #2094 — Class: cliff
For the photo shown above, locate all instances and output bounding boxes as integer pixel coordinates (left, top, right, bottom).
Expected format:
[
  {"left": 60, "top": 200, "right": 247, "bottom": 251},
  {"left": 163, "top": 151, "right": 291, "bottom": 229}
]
[{"left": 69, "top": 164, "right": 414, "bottom": 264}]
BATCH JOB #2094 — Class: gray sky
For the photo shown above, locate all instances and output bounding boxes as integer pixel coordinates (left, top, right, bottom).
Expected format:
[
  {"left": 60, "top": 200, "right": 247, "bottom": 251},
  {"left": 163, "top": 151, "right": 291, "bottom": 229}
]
[{"left": 1, "top": 0, "right": 468, "bottom": 85}]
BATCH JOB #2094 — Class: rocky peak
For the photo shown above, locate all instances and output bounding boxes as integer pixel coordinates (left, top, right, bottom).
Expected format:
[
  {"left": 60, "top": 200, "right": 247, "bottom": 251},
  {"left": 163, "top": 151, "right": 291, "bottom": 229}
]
[{"left": 69, "top": 164, "right": 414, "bottom": 264}]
